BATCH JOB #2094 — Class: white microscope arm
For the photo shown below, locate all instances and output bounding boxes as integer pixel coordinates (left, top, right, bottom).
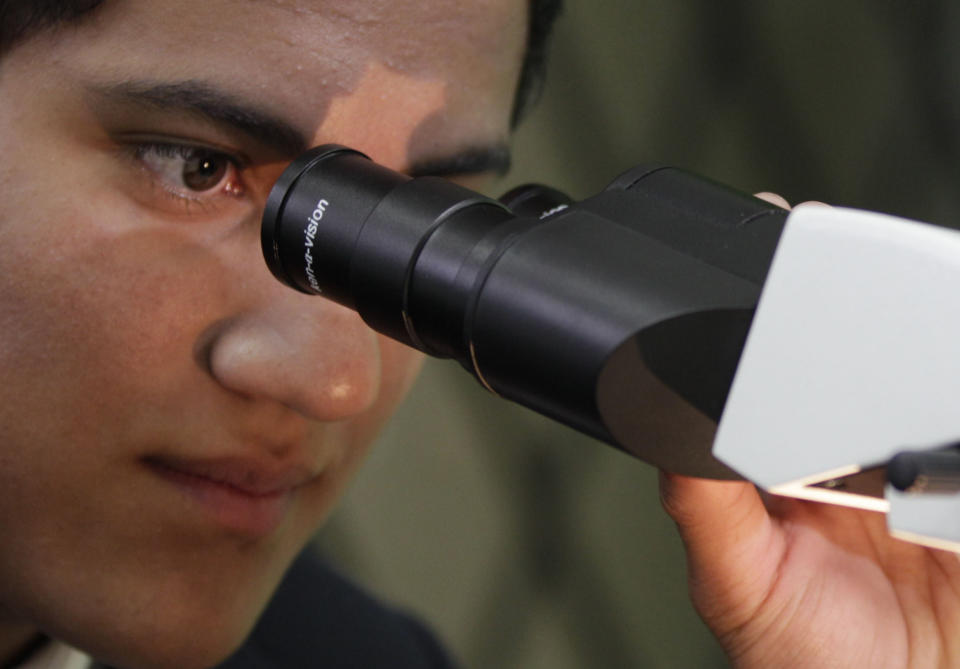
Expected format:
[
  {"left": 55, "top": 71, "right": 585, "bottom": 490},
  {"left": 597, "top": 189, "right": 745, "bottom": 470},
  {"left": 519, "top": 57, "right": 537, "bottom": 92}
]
[{"left": 715, "top": 205, "right": 960, "bottom": 551}]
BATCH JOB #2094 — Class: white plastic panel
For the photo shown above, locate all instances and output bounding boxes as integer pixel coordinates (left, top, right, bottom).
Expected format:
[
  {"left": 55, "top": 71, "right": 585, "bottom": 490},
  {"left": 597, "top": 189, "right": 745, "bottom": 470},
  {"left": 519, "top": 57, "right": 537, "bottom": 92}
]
[{"left": 714, "top": 207, "right": 960, "bottom": 498}]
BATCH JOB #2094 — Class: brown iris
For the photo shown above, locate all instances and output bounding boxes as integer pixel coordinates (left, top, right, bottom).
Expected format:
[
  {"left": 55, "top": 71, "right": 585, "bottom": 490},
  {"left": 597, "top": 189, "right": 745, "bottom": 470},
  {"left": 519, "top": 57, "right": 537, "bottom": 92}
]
[{"left": 183, "top": 151, "right": 228, "bottom": 191}]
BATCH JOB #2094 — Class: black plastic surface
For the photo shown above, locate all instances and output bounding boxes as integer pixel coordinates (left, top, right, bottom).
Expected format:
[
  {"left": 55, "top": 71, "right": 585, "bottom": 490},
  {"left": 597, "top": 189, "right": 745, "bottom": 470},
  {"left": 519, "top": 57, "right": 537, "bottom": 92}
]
[{"left": 261, "top": 152, "right": 789, "bottom": 479}]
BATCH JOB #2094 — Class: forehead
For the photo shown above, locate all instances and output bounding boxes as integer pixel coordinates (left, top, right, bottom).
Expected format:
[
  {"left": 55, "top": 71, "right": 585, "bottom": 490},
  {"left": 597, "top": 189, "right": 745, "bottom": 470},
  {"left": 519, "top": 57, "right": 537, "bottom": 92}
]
[
  {"left": 46, "top": 0, "right": 527, "bottom": 158},
  {"left": 66, "top": 0, "right": 525, "bottom": 94},
  {"left": 258, "top": 0, "right": 525, "bottom": 62}
]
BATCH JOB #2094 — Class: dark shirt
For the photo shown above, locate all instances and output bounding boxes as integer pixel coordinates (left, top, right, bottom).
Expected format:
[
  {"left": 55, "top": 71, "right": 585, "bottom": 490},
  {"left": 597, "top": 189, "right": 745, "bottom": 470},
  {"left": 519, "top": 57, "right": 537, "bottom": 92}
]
[{"left": 215, "top": 549, "right": 455, "bottom": 669}]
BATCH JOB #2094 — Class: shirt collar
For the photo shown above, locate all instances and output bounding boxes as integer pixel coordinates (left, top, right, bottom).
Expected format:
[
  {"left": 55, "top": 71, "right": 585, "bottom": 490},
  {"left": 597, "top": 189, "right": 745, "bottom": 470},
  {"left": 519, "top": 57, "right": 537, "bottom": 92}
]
[{"left": 16, "top": 639, "right": 91, "bottom": 669}]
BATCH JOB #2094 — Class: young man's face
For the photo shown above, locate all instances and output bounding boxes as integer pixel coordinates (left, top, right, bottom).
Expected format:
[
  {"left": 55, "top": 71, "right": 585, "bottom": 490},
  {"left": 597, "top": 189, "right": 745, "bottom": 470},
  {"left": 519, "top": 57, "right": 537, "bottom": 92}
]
[{"left": 0, "top": 1, "right": 525, "bottom": 666}]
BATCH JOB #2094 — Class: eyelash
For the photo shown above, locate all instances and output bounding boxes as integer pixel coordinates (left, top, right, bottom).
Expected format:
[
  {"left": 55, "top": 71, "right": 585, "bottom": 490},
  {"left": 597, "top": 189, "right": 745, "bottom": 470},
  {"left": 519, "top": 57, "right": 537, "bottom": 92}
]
[{"left": 131, "top": 141, "right": 248, "bottom": 213}]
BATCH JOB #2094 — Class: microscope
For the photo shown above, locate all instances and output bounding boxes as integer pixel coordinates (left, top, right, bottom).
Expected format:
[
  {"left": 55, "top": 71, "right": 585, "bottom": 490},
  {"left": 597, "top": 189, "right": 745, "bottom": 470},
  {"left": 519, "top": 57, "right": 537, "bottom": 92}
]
[{"left": 261, "top": 144, "right": 960, "bottom": 552}]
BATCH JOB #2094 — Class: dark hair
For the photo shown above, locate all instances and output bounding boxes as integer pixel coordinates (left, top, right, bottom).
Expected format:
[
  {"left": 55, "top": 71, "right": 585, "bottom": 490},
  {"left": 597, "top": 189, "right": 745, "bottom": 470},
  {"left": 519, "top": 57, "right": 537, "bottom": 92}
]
[
  {"left": 0, "top": 0, "right": 105, "bottom": 56},
  {"left": 0, "top": 0, "right": 562, "bottom": 126}
]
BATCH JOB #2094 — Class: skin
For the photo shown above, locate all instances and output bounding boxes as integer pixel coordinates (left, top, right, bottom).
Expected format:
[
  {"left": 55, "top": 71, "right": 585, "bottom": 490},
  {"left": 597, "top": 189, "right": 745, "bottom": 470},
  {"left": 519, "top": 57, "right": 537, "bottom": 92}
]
[
  {"left": 0, "top": 1, "right": 525, "bottom": 667},
  {"left": 662, "top": 474, "right": 960, "bottom": 668},
  {"left": 660, "top": 197, "right": 960, "bottom": 669}
]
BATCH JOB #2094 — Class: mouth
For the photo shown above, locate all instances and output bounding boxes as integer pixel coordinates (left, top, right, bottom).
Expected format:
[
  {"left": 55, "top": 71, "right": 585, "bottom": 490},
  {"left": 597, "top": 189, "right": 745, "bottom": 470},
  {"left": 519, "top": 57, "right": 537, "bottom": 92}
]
[{"left": 143, "top": 455, "right": 316, "bottom": 537}]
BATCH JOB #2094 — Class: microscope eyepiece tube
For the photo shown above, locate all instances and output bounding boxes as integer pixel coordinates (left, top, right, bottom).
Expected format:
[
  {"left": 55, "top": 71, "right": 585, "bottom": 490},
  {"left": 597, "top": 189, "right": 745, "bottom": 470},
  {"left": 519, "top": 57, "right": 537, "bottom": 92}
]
[{"left": 261, "top": 145, "right": 789, "bottom": 478}]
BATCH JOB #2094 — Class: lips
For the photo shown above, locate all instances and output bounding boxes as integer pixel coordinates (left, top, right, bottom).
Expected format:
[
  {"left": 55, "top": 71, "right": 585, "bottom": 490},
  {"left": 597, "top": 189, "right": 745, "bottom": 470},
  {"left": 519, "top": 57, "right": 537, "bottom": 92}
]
[{"left": 143, "top": 454, "right": 318, "bottom": 536}]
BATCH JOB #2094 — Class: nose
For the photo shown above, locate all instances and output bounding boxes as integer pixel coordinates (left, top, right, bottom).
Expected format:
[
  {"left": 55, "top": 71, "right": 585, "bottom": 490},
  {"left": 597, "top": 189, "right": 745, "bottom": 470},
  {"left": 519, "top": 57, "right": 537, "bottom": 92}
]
[{"left": 207, "top": 280, "right": 382, "bottom": 422}]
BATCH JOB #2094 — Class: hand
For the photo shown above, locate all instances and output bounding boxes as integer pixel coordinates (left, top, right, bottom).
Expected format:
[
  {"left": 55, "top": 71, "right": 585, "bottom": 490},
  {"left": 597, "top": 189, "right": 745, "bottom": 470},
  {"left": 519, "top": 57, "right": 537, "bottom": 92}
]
[
  {"left": 660, "top": 474, "right": 960, "bottom": 668},
  {"left": 659, "top": 192, "right": 960, "bottom": 668}
]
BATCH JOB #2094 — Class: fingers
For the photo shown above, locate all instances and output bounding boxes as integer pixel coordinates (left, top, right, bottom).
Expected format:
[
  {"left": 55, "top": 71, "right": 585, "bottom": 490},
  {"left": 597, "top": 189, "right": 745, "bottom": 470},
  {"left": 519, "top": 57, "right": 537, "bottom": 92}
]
[
  {"left": 754, "top": 191, "right": 791, "bottom": 209},
  {"left": 754, "top": 191, "right": 831, "bottom": 210},
  {"left": 659, "top": 473, "right": 775, "bottom": 563}
]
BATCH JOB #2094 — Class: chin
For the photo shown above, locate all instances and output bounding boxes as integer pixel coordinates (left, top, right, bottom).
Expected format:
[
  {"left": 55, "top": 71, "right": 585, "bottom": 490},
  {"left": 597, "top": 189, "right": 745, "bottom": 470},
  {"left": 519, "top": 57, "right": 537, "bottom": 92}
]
[
  {"left": 22, "top": 490, "right": 313, "bottom": 668},
  {"left": 42, "top": 566, "right": 279, "bottom": 669},
  {"left": 75, "top": 615, "right": 258, "bottom": 669}
]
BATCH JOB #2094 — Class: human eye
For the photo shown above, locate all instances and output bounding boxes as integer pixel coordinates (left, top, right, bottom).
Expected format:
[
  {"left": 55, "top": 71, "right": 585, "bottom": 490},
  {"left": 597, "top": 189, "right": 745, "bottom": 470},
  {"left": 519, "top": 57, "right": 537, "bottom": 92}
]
[{"left": 128, "top": 141, "right": 248, "bottom": 215}]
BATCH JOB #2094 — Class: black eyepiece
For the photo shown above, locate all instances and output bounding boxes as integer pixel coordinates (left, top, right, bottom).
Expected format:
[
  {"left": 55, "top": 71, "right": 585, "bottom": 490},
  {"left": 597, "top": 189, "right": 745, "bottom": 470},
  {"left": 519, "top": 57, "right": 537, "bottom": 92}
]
[
  {"left": 262, "top": 144, "right": 513, "bottom": 351},
  {"left": 262, "top": 145, "right": 404, "bottom": 301}
]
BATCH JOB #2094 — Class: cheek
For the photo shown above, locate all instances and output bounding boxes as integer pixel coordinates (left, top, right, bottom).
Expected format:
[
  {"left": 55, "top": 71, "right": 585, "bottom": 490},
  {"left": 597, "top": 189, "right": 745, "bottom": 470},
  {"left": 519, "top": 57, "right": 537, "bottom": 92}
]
[
  {"left": 382, "top": 338, "right": 425, "bottom": 404},
  {"left": 358, "top": 338, "right": 423, "bottom": 440},
  {"left": 284, "top": 340, "right": 423, "bottom": 536},
  {"left": 0, "top": 197, "right": 234, "bottom": 435}
]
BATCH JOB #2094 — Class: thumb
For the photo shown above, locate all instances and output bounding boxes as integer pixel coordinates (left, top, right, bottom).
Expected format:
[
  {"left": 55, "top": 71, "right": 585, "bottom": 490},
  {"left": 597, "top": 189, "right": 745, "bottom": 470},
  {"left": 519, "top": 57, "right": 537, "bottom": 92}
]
[{"left": 659, "top": 472, "right": 785, "bottom": 633}]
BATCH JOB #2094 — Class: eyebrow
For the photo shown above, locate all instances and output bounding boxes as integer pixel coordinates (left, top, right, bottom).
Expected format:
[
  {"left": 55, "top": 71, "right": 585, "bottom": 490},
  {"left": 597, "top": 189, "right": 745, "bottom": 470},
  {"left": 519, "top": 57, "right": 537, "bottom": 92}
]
[
  {"left": 89, "top": 79, "right": 511, "bottom": 178},
  {"left": 89, "top": 79, "right": 311, "bottom": 158},
  {"left": 407, "top": 143, "right": 512, "bottom": 179}
]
